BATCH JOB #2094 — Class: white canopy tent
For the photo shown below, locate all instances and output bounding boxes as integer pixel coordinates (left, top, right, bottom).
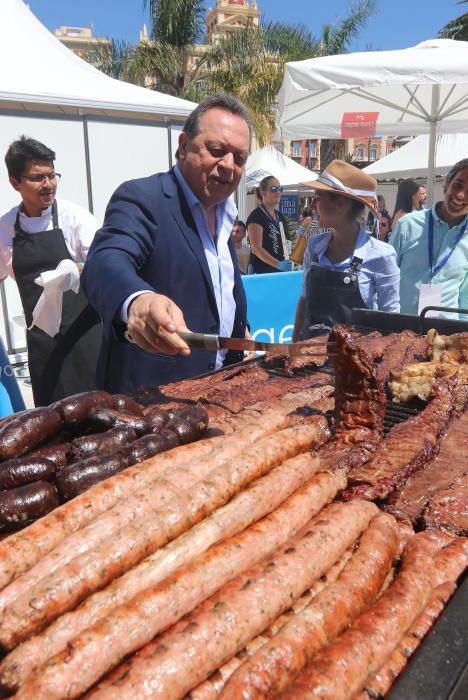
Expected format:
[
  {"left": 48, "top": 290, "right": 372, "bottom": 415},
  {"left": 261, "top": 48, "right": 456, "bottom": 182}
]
[
  {"left": 246, "top": 147, "right": 317, "bottom": 190},
  {"left": 276, "top": 39, "right": 468, "bottom": 203},
  {"left": 363, "top": 133, "right": 468, "bottom": 180},
  {"left": 0, "top": 0, "right": 196, "bottom": 354}
]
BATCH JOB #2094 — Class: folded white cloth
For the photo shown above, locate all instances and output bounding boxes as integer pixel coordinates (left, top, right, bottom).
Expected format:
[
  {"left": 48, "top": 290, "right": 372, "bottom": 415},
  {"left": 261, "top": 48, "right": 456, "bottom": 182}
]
[{"left": 28, "top": 259, "right": 81, "bottom": 337}]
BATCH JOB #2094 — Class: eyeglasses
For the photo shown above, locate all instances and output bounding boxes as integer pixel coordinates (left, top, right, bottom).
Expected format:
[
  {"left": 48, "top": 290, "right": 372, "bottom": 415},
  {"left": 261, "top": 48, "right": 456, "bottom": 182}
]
[
  {"left": 270, "top": 186, "right": 284, "bottom": 192},
  {"left": 20, "top": 172, "right": 61, "bottom": 184}
]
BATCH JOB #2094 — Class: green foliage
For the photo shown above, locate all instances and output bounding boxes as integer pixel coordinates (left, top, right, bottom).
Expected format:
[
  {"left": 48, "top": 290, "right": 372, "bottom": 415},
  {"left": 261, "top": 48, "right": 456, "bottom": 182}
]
[
  {"left": 319, "top": 0, "right": 377, "bottom": 56},
  {"left": 439, "top": 1, "right": 468, "bottom": 40},
  {"left": 95, "top": 0, "right": 376, "bottom": 144},
  {"left": 86, "top": 39, "right": 139, "bottom": 82},
  {"left": 145, "top": 0, "right": 206, "bottom": 45},
  {"left": 340, "top": 152, "right": 358, "bottom": 164}
]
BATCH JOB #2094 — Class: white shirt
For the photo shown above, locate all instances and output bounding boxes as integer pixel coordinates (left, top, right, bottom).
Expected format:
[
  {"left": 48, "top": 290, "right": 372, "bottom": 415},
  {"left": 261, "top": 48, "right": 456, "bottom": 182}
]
[{"left": 0, "top": 198, "right": 99, "bottom": 281}]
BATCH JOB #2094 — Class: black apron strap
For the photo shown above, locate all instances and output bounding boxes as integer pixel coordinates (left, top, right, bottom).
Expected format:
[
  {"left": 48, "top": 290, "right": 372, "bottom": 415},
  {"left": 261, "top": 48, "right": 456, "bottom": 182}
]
[{"left": 303, "top": 257, "right": 367, "bottom": 339}]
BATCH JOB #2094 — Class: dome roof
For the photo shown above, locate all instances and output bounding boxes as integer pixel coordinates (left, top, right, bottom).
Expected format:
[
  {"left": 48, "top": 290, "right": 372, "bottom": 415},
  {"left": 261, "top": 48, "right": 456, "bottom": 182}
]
[{"left": 228, "top": 0, "right": 246, "bottom": 5}]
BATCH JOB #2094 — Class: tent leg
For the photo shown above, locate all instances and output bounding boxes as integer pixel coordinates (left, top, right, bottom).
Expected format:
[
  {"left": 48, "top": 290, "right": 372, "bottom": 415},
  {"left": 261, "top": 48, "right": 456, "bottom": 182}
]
[
  {"left": 427, "top": 85, "right": 439, "bottom": 206},
  {"left": 82, "top": 114, "right": 94, "bottom": 215}
]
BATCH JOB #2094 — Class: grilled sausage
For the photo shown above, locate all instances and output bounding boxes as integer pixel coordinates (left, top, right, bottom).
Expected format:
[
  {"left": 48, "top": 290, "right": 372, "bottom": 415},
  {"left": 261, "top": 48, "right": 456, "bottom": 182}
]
[
  {"left": 0, "top": 455, "right": 335, "bottom": 693},
  {"left": 111, "top": 395, "right": 144, "bottom": 415},
  {"left": 0, "top": 419, "right": 329, "bottom": 652},
  {"left": 0, "top": 457, "right": 55, "bottom": 490},
  {"left": 143, "top": 406, "right": 170, "bottom": 431},
  {"left": 69, "top": 428, "right": 137, "bottom": 462},
  {"left": 55, "top": 453, "right": 131, "bottom": 500},
  {"left": 119, "top": 430, "right": 179, "bottom": 466},
  {"left": 52, "top": 391, "right": 116, "bottom": 430},
  {"left": 70, "top": 500, "right": 375, "bottom": 700},
  {"left": 28, "top": 443, "right": 70, "bottom": 468},
  {"left": 221, "top": 512, "right": 400, "bottom": 699},
  {"left": 0, "top": 408, "right": 63, "bottom": 461},
  {"left": 166, "top": 405, "right": 209, "bottom": 444},
  {"left": 0, "top": 482, "right": 59, "bottom": 531},
  {"left": 0, "top": 409, "right": 287, "bottom": 596},
  {"left": 87, "top": 407, "right": 151, "bottom": 436},
  {"left": 9, "top": 459, "right": 343, "bottom": 698}
]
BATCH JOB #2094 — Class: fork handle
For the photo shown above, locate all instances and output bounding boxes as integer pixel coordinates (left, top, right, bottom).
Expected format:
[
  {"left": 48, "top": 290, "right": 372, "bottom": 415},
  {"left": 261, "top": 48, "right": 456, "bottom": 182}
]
[{"left": 178, "top": 332, "right": 220, "bottom": 351}]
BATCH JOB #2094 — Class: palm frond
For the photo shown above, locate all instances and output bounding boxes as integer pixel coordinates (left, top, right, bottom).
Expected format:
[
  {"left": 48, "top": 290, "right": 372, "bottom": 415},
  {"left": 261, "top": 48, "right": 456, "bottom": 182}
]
[
  {"left": 145, "top": 0, "right": 205, "bottom": 45},
  {"left": 321, "top": 0, "right": 377, "bottom": 55},
  {"left": 86, "top": 39, "right": 138, "bottom": 82},
  {"left": 439, "top": 11, "right": 468, "bottom": 40}
]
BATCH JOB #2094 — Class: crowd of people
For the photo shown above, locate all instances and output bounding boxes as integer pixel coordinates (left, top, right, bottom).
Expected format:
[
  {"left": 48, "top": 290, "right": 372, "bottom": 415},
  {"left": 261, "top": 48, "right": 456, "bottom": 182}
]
[{"left": 0, "top": 93, "right": 466, "bottom": 413}]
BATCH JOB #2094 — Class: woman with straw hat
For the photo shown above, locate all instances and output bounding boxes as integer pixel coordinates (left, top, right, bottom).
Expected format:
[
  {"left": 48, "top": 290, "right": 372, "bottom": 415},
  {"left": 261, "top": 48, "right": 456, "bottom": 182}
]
[{"left": 292, "top": 160, "right": 400, "bottom": 340}]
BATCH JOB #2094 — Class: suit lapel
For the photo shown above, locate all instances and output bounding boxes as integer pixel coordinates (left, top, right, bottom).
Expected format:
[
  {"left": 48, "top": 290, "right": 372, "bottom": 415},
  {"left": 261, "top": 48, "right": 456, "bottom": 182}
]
[{"left": 162, "top": 171, "right": 219, "bottom": 321}]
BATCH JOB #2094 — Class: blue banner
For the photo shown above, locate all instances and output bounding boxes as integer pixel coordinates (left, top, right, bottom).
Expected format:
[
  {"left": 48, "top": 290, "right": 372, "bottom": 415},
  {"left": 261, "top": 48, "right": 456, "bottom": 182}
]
[
  {"left": 242, "top": 270, "right": 302, "bottom": 345},
  {"left": 279, "top": 194, "right": 299, "bottom": 220}
]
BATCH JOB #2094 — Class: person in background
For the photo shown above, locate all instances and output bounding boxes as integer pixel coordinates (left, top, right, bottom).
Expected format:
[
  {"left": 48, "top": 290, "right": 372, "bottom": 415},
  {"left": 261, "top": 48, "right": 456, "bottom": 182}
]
[
  {"left": 82, "top": 94, "right": 250, "bottom": 394},
  {"left": 390, "top": 158, "right": 468, "bottom": 317},
  {"left": 296, "top": 207, "right": 320, "bottom": 238},
  {"left": 247, "top": 176, "right": 293, "bottom": 274},
  {"left": 367, "top": 193, "right": 388, "bottom": 233},
  {"left": 392, "top": 179, "right": 426, "bottom": 228},
  {"left": 0, "top": 136, "right": 102, "bottom": 406},
  {"left": 416, "top": 185, "right": 427, "bottom": 210},
  {"left": 378, "top": 212, "right": 392, "bottom": 242},
  {"left": 231, "top": 219, "right": 250, "bottom": 274},
  {"left": 292, "top": 160, "right": 400, "bottom": 341}
]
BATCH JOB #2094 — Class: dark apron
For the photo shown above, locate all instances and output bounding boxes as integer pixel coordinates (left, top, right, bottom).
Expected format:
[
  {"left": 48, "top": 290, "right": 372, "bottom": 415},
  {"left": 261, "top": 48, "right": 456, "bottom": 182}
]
[
  {"left": 12, "top": 201, "right": 102, "bottom": 406},
  {"left": 303, "top": 254, "right": 366, "bottom": 339}
]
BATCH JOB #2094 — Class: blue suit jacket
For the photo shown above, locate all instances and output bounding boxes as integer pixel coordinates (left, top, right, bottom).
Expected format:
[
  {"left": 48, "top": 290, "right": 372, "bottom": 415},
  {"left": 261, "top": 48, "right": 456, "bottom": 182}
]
[{"left": 82, "top": 169, "right": 247, "bottom": 393}]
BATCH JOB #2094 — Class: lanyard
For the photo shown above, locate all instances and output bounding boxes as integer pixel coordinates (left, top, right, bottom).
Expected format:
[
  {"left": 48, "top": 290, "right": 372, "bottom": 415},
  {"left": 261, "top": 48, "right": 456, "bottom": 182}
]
[
  {"left": 428, "top": 209, "right": 467, "bottom": 279},
  {"left": 260, "top": 204, "right": 279, "bottom": 227}
]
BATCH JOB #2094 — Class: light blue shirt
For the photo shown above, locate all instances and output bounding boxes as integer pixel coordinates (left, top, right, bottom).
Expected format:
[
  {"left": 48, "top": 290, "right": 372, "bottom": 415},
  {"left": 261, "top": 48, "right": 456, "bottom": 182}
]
[
  {"left": 123, "top": 167, "right": 238, "bottom": 369},
  {"left": 301, "top": 227, "right": 400, "bottom": 312},
  {"left": 173, "top": 165, "right": 237, "bottom": 368},
  {"left": 390, "top": 205, "right": 468, "bottom": 317}
]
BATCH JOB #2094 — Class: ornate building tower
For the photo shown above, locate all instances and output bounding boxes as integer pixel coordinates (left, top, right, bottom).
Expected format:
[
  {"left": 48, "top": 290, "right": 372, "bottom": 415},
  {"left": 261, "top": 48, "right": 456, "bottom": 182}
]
[{"left": 205, "top": 0, "right": 260, "bottom": 44}]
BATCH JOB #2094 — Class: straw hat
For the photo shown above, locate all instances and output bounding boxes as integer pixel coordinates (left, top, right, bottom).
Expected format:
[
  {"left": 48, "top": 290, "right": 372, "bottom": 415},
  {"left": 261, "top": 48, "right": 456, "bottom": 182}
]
[{"left": 303, "top": 160, "right": 379, "bottom": 215}]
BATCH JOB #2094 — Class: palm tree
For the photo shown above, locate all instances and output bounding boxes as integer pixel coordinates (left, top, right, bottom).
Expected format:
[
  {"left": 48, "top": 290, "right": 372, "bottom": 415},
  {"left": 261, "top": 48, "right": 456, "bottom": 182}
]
[
  {"left": 205, "top": 0, "right": 376, "bottom": 147},
  {"left": 86, "top": 39, "right": 140, "bottom": 82},
  {"left": 129, "top": 0, "right": 207, "bottom": 98},
  {"left": 439, "top": 1, "right": 468, "bottom": 40}
]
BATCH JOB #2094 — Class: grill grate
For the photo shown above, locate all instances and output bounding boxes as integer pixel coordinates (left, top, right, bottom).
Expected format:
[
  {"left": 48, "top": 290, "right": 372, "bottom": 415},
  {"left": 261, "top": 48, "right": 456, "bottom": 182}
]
[
  {"left": 383, "top": 399, "right": 423, "bottom": 434},
  {"left": 258, "top": 358, "right": 426, "bottom": 434}
]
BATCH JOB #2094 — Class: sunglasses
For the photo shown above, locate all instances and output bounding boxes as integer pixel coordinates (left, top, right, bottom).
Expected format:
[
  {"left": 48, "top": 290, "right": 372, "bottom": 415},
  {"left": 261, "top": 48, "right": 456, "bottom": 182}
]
[{"left": 270, "top": 186, "right": 284, "bottom": 192}]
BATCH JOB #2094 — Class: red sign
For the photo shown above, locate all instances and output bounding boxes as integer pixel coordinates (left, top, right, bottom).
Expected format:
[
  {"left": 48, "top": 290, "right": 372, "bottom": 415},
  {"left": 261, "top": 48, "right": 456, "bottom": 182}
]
[{"left": 341, "top": 112, "right": 379, "bottom": 138}]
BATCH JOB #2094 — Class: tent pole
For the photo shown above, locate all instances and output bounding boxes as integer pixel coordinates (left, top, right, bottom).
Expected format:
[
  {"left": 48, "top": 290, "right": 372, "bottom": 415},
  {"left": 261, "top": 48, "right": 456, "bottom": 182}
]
[
  {"left": 81, "top": 113, "right": 94, "bottom": 215},
  {"left": 427, "top": 85, "right": 439, "bottom": 206}
]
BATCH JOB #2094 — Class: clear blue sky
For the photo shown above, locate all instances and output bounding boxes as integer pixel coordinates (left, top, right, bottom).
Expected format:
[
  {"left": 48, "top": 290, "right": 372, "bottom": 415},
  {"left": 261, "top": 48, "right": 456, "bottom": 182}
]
[{"left": 26, "top": 0, "right": 461, "bottom": 52}]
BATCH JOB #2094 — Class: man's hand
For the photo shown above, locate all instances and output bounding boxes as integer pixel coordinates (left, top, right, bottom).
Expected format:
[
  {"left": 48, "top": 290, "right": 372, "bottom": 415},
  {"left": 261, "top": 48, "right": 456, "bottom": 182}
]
[{"left": 127, "top": 292, "right": 191, "bottom": 356}]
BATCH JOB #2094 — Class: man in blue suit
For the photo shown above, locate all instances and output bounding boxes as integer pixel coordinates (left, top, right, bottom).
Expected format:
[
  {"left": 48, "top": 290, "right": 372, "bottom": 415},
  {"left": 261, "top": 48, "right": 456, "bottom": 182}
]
[{"left": 82, "top": 94, "right": 251, "bottom": 393}]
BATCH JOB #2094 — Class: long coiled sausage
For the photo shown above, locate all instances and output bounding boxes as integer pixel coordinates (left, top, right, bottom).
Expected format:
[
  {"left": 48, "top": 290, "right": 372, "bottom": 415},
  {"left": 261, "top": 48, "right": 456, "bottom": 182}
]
[
  {"left": 52, "top": 391, "right": 116, "bottom": 430},
  {"left": 0, "top": 408, "right": 63, "bottom": 461},
  {"left": 0, "top": 457, "right": 55, "bottom": 490},
  {"left": 55, "top": 453, "right": 131, "bottom": 500},
  {"left": 69, "top": 428, "right": 137, "bottom": 462},
  {"left": 0, "top": 419, "right": 329, "bottom": 652},
  {"left": 87, "top": 407, "right": 151, "bottom": 436},
  {"left": 0, "top": 482, "right": 59, "bottom": 531}
]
